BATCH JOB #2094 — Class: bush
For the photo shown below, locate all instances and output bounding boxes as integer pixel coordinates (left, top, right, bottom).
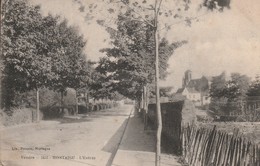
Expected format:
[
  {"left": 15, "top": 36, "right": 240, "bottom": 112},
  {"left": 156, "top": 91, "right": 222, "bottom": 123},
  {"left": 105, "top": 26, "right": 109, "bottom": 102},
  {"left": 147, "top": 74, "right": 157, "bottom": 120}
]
[
  {"left": 78, "top": 105, "right": 89, "bottom": 114},
  {"left": 0, "top": 108, "right": 39, "bottom": 126},
  {"left": 41, "top": 106, "right": 65, "bottom": 119}
]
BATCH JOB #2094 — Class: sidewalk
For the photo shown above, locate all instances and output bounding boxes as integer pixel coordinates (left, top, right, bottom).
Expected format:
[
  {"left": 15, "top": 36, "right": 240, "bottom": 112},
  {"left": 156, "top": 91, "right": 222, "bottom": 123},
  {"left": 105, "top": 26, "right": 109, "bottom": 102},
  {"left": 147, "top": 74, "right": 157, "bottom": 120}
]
[{"left": 112, "top": 111, "right": 182, "bottom": 166}]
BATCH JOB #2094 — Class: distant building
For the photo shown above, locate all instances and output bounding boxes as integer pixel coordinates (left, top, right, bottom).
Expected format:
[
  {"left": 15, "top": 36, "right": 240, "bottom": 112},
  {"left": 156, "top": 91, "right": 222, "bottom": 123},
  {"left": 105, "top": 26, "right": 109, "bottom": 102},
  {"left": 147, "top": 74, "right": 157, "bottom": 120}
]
[{"left": 176, "top": 70, "right": 211, "bottom": 106}]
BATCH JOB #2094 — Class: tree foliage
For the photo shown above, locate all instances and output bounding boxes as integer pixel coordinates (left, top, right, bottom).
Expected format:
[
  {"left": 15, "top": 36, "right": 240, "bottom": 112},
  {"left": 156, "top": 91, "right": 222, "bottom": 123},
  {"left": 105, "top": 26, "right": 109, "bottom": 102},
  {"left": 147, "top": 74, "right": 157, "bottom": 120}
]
[
  {"left": 210, "top": 72, "right": 250, "bottom": 102},
  {"left": 225, "top": 73, "right": 250, "bottom": 101},
  {"left": 247, "top": 76, "right": 260, "bottom": 97},
  {"left": 97, "top": 9, "right": 186, "bottom": 100},
  {"left": 209, "top": 72, "right": 226, "bottom": 98},
  {"left": 202, "top": 0, "right": 231, "bottom": 11},
  {"left": 209, "top": 72, "right": 251, "bottom": 114},
  {"left": 70, "top": 0, "right": 232, "bottom": 103},
  {"left": 1, "top": 0, "right": 90, "bottom": 109}
]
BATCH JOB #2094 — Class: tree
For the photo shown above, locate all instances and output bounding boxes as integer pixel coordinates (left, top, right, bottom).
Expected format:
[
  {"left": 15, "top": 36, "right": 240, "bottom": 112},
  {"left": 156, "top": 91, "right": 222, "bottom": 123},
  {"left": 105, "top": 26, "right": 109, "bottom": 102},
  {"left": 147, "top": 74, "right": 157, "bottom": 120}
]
[
  {"left": 247, "top": 76, "right": 260, "bottom": 97},
  {"left": 225, "top": 73, "right": 250, "bottom": 101},
  {"left": 43, "top": 18, "right": 88, "bottom": 109},
  {"left": 98, "top": 9, "right": 186, "bottom": 98},
  {"left": 89, "top": 69, "right": 112, "bottom": 100},
  {"left": 1, "top": 0, "right": 49, "bottom": 113},
  {"left": 71, "top": 0, "right": 231, "bottom": 164},
  {"left": 210, "top": 72, "right": 227, "bottom": 98},
  {"left": 209, "top": 72, "right": 250, "bottom": 114},
  {"left": 209, "top": 72, "right": 227, "bottom": 113},
  {"left": 96, "top": 0, "right": 231, "bottom": 165},
  {"left": 97, "top": 5, "right": 187, "bottom": 164},
  {"left": 1, "top": 0, "right": 90, "bottom": 119}
]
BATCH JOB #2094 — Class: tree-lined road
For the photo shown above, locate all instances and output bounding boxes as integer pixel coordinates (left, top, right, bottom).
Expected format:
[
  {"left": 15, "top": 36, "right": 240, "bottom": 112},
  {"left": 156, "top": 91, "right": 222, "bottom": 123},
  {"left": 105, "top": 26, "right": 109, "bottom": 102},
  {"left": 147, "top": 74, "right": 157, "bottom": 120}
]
[{"left": 0, "top": 104, "right": 133, "bottom": 166}]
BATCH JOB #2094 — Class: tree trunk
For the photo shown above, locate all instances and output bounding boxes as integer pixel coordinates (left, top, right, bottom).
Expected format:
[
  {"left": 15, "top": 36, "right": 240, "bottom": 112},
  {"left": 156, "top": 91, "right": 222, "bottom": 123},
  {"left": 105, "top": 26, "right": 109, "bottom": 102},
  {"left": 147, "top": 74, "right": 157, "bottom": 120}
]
[
  {"left": 60, "top": 91, "right": 63, "bottom": 106},
  {"left": 60, "top": 91, "right": 64, "bottom": 113},
  {"left": 141, "top": 91, "right": 144, "bottom": 109},
  {"left": 36, "top": 88, "right": 40, "bottom": 122},
  {"left": 144, "top": 85, "right": 149, "bottom": 130},
  {"left": 86, "top": 90, "right": 89, "bottom": 104},
  {"left": 75, "top": 90, "right": 78, "bottom": 115},
  {"left": 145, "top": 86, "right": 150, "bottom": 111},
  {"left": 143, "top": 86, "right": 147, "bottom": 109},
  {"left": 143, "top": 86, "right": 147, "bottom": 129},
  {"left": 154, "top": 3, "right": 162, "bottom": 165}
]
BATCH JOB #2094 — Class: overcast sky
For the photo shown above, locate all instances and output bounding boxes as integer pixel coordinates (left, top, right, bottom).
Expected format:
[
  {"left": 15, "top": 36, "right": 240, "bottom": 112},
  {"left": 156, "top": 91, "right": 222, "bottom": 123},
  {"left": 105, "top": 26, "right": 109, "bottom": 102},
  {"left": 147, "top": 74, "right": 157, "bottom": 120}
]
[{"left": 28, "top": 0, "right": 260, "bottom": 90}]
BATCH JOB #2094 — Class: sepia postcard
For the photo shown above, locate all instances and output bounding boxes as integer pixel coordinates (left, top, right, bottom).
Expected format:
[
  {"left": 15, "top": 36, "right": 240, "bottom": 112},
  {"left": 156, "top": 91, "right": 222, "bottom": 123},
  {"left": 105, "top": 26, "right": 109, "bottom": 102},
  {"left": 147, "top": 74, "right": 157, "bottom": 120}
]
[{"left": 1, "top": 0, "right": 260, "bottom": 166}]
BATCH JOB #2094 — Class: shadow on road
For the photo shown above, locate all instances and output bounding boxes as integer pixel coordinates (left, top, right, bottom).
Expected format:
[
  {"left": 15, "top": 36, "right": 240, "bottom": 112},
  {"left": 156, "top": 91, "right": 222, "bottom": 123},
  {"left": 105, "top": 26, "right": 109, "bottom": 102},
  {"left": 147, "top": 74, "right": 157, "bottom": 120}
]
[
  {"left": 102, "top": 111, "right": 157, "bottom": 166},
  {"left": 102, "top": 119, "right": 128, "bottom": 166},
  {"left": 118, "top": 114, "right": 156, "bottom": 152}
]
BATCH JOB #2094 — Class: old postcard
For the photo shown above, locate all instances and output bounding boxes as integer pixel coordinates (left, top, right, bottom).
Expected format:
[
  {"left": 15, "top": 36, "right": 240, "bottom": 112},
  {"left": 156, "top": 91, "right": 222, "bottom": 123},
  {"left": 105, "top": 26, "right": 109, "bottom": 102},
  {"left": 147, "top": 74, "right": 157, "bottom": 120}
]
[{"left": 1, "top": 0, "right": 260, "bottom": 166}]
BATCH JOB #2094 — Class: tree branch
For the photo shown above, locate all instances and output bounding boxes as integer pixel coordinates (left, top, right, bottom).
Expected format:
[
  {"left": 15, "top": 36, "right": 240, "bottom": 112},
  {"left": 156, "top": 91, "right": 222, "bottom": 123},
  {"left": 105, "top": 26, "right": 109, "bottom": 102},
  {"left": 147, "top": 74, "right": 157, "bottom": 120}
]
[
  {"left": 159, "top": 13, "right": 209, "bottom": 31},
  {"left": 156, "top": 0, "right": 163, "bottom": 16},
  {"left": 120, "top": 0, "right": 155, "bottom": 28}
]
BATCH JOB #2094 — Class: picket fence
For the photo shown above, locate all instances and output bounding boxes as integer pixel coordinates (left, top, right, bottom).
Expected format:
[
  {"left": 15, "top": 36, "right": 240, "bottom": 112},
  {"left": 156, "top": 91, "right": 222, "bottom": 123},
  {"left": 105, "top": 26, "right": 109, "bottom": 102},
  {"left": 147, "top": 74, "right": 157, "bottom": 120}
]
[{"left": 182, "top": 125, "right": 260, "bottom": 166}]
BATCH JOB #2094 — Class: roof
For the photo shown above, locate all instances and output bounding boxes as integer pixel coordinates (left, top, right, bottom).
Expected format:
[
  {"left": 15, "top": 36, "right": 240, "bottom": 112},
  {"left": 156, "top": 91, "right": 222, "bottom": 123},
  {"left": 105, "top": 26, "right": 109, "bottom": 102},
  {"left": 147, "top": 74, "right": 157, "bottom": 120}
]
[
  {"left": 177, "top": 75, "right": 211, "bottom": 95},
  {"left": 186, "top": 87, "right": 200, "bottom": 93},
  {"left": 186, "top": 76, "right": 210, "bottom": 93},
  {"left": 176, "top": 88, "right": 184, "bottom": 93}
]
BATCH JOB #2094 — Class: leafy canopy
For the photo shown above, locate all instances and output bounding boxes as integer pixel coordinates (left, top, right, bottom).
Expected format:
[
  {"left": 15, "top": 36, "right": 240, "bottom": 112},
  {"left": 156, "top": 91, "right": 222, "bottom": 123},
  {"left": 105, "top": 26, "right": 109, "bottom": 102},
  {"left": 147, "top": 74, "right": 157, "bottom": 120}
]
[
  {"left": 247, "top": 76, "right": 260, "bottom": 97},
  {"left": 1, "top": 0, "right": 90, "bottom": 108},
  {"left": 97, "top": 9, "right": 186, "bottom": 99}
]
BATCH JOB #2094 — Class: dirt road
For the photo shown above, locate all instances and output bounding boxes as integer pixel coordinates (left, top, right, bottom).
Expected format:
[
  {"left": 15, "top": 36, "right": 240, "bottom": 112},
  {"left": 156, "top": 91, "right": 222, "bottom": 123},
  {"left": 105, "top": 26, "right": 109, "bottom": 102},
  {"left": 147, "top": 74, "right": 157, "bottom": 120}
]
[{"left": 0, "top": 104, "right": 133, "bottom": 166}]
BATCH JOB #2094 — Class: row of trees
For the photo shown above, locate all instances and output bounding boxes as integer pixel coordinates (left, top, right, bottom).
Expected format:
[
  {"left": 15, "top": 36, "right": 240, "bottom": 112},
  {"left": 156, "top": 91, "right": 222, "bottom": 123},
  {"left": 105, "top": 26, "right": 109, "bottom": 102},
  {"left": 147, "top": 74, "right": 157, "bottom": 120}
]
[
  {"left": 92, "top": 0, "right": 231, "bottom": 107},
  {"left": 0, "top": 0, "right": 181, "bottom": 113},
  {"left": 1, "top": 0, "right": 231, "bottom": 165},
  {"left": 93, "top": 0, "right": 230, "bottom": 165},
  {"left": 1, "top": 0, "right": 92, "bottom": 117},
  {"left": 94, "top": 1, "right": 191, "bottom": 164},
  {"left": 209, "top": 72, "right": 260, "bottom": 114},
  {"left": 96, "top": 9, "right": 186, "bottom": 102},
  {"left": 0, "top": 0, "right": 232, "bottom": 110}
]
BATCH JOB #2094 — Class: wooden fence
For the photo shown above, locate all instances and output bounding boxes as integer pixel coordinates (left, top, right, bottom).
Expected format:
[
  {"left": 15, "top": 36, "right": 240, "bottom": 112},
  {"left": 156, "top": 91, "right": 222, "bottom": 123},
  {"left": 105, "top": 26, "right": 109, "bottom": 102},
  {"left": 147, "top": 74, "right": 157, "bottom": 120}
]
[{"left": 182, "top": 125, "right": 260, "bottom": 166}]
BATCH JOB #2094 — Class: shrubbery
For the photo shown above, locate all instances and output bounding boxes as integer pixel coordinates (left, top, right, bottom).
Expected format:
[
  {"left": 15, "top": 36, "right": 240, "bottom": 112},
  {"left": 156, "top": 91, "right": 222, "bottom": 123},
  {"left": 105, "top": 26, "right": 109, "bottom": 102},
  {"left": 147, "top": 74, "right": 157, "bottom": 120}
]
[{"left": 0, "top": 108, "right": 41, "bottom": 126}]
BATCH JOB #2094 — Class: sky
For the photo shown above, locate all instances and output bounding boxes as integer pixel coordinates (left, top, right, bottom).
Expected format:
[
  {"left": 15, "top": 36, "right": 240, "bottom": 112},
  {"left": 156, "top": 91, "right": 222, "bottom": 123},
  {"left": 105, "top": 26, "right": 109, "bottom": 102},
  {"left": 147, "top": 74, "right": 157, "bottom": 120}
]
[{"left": 28, "top": 0, "right": 260, "bottom": 91}]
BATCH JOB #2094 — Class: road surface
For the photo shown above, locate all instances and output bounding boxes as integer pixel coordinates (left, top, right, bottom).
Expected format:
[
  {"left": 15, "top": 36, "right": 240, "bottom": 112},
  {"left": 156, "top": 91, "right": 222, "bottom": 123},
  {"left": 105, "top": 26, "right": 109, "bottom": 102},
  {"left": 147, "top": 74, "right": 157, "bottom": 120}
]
[{"left": 0, "top": 104, "right": 133, "bottom": 166}]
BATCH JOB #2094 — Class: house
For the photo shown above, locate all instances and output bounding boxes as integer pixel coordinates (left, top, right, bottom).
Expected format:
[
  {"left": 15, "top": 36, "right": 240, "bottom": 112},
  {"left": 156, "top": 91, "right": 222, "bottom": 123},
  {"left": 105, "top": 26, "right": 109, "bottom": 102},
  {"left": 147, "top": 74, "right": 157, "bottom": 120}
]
[{"left": 176, "top": 70, "right": 211, "bottom": 106}]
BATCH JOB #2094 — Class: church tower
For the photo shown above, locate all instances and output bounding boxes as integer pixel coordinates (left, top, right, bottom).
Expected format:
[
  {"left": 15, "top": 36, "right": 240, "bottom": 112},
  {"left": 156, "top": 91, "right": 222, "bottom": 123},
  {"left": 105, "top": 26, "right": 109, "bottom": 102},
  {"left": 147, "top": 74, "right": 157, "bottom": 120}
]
[{"left": 182, "top": 70, "right": 192, "bottom": 88}]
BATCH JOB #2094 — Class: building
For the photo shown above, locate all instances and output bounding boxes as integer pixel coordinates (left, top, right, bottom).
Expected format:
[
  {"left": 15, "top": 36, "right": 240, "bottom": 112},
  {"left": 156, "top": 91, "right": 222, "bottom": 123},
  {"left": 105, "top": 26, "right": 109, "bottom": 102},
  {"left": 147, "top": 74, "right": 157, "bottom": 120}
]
[{"left": 176, "top": 70, "right": 211, "bottom": 106}]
